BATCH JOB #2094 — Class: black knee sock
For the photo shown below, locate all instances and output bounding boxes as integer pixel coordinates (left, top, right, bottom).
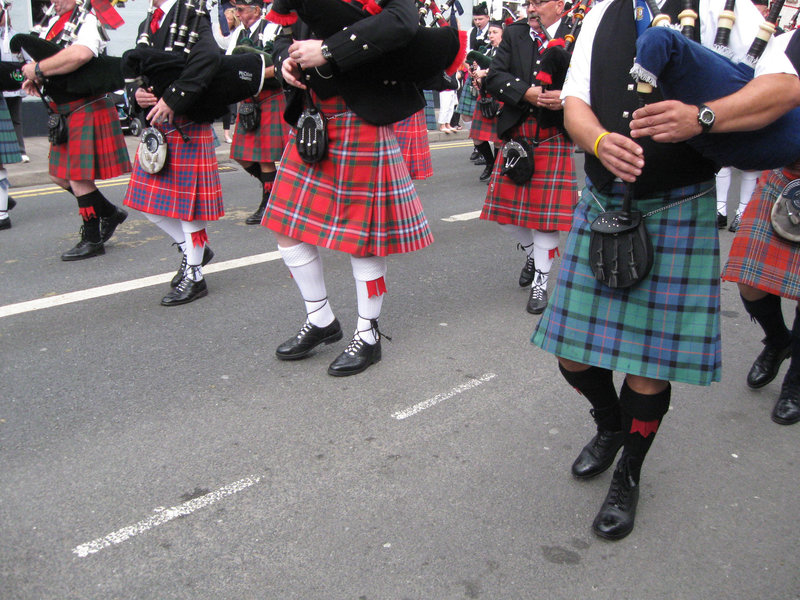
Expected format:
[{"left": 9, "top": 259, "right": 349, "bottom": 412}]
[
  {"left": 558, "top": 363, "right": 621, "bottom": 431},
  {"left": 244, "top": 163, "right": 262, "bottom": 179},
  {"left": 259, "top": 170, "right": 276, "bottom": 193},
  {"left": 741, "top": 293, "right": 791, "bottom": 347},
  {"left": 476, "top": 141, "right": 494, "bottom": 167},
  {"left": 784, "top": 308, "right": 800, "bottom": 383},
  {"left": 75, "top": 193, "right": 101, "bottom": 242},
  {"left": 618, "top": 380, "right": 671, "bottom": 483}
]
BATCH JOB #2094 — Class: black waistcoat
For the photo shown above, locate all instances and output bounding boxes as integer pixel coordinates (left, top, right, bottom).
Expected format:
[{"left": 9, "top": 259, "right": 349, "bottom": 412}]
[{"left": 584, "top": 0, "right": 717, "bottom": 196}]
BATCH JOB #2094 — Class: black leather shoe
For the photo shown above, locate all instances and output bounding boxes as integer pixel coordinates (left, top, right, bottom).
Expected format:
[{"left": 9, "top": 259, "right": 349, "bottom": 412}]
[
  {"left": 245, "top": 196, "right": 269, "bottom": 225},
  {"left": 519, "top": 255, "right": 535, "bottom": 287},
  {"left": 61, "top": 231, "right": 105, "bottom": 261},
  {"left": 99, "top": 207, "right": 128, "bottom": 242},
  {"left": 161, "top": 276, "right": 208, "bottom": 306},
  {"left": 328, "top": 336, "right": 381, "bottom": 377},
  {"left": 572, "top": 429, "right": 625, "bottom": 479},
  {"left": 276, "top": 319, "right": 343, "bottom": 360},
  {"left": 747, "top": 340, "right": 791, "bottom": 389},
  {"left": 728, "top": 212, "right": 742, "bottom": 233},
  {"left": 716, "top": 212, "right": 727, "bottom": 229},
  {"left": 0, "top": 215, "right": 9, "bottom": 230},
  {"left": 479, "top": 164, "right": 493, "bottom": 182},
  {"left": 469, "top": 148, "right": 480, "bottom": 161},
  {"left": 592, "top": 458, "right": 639, "bottom": 541},
  {"left": 526, "top": 280, "right": 548, "bottom": 315},
  {"left": 772, "top": 377, "right": 800, "bottom": 425},
  {"left": 171, "top": 245, "right": 215, "bottom": 288},
  {"left": 473, "top": 155, "right": 486, "bottom": 165},
  {"left": 7, "top": 197, "right": 15, "bottom": 210}
]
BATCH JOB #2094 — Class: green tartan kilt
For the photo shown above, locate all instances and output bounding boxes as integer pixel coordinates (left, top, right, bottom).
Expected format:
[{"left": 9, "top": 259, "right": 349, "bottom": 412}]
[{"left": 532, "top": 182, "right": 722, "bottom": 386}]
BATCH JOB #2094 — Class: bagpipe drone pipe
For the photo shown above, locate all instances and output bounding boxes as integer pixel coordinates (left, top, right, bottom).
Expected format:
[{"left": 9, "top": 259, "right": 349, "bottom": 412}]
[
  {"left": 629, "top": 0, "right": 800, "bottom": 170},
  {"left": 267, "top": 0, "right": 467, "bottom": 81}
]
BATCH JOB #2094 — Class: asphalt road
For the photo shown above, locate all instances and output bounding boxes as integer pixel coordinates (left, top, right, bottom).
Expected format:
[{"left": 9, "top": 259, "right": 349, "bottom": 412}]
[{"left": 1, "top": 140, "right": 798, "bottom": 599}]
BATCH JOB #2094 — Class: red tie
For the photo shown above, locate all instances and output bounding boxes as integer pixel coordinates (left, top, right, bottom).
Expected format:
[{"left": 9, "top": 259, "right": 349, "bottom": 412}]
[
  {"left": 45, "top": 13, "right": 70, "bottom": 41},
  {"left": 150, "top": 7, "right": 164, "bottom": 34}
]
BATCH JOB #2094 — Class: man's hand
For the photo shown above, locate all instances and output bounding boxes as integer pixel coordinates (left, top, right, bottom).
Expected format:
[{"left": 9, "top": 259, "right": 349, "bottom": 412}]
[
  {"left": 537, "top": 89, "right": 563, "bottom": 111},
  {"left": 21, "top": 61, "right": 40, "bottom": 82},
  {"left": 522, "top": 84, "right": 543, "bottom": 104},
  {"left": 135, "top": 86, "right": 158, "bottom": 108},
  {"left": 595, "top": 132, "right": 645, "bottom": 183},
  {"left": 630, "top": 100, "right": 702, "bottom": 142},
  {"left": 146, "top": 98, "right": 174, "bottom": 124},
  {"left": 287, "top": 39, "right": 326, "bottom": 70},
  {"left": 281, "top": 57, "right": 306, "bottom": 89}
]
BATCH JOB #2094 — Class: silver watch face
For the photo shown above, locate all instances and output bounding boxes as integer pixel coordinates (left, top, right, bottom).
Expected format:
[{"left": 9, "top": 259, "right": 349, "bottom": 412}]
[{"left": 699, "top": 107, "right": 714, "bottom": 126}]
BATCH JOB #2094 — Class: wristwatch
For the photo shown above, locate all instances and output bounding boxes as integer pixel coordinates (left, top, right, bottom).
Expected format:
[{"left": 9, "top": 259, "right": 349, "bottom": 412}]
[
  {"left": 697, "top": 104, "right": 715, "bottom": 133},
  {"left": 320, "top": 44, "right": 334, "bottom": 63},
  {"left": 34, "top": 62, "right": 44, "bottom": 80}
]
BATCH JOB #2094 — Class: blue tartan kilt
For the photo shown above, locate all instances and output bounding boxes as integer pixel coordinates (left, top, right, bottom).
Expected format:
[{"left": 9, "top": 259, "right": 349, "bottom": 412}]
[
  {"left": 532, "top": 181, "right": 722, "bottom": 386},
  {"left": 0, "top": 96, "right": 21, "bottom": 165},
  {"left": 457, "top": 76, "right": 477, "bottom": 116}
]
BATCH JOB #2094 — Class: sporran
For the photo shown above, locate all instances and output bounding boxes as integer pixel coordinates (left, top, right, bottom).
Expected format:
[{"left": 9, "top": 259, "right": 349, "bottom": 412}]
[
  {"left": 47, "top": 112, "right": 69, "bottom": 145},
  {"left": 237, "top": 100, "right": 261, "bottom": 132},
  {"left": 295, "top": 89, "right": 327, "bottom": 164},
  {"left": 771, "top": 178, "right": 800, "bottom": 242},
  {"left": 501, "top": 137, "right": 535, "bottom": 185},
  {"left": 138, "top": 126, "right": 168, "bottom": 174}
]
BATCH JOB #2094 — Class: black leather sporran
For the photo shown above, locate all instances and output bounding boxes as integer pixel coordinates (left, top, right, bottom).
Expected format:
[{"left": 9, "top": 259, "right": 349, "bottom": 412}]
[
  {"left": 589, "top": 207, "right": 654, "bottom": 289},
  {"left": 237, "top": 101, "right": 261, "bottom": 132},
  {"left": 48, "top": 112, "right": 68, "bottom": 145},
  {"left": 295, "top": 90, "right": 327, "bottom": 164}
]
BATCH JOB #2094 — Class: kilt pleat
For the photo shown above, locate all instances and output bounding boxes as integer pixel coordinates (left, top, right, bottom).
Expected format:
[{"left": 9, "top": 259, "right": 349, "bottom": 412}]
[
  {"left": 393, "top": 110, "right": 433, "bottom": 180},
  {"left": 124, "top": 119, "right": 223, "bottom": 221},
  {"left": 262, "top": 96, "right": 433, "bottom": 256},
  {"left": 532, "top": 183, "right": 722, "bottom": 386},
  {"left": 457, "top": 76, "right": 477, "bottom": 116},
  {"left": 230, "top": 89, "right": 290, "bottom": 163},
  {"left": 48, "top": 95, "right": 131, "bottom": 181},
  {"left": 468, "top": 100, "right": 500, "bottom": 143},
  {"left": 480, "top": 117, "right": 577, "bottom": 231},
  {"left": 0, "top": 96, "right": 20, "bottom": 165},
  {"left": 722, "top": 169, "right": 800, "bottom": 299}
]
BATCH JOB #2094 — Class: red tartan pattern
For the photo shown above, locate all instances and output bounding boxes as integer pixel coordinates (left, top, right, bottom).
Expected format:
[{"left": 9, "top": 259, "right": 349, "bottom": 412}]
[
  {"left": 262, "top": 96, "right": 433, "bottom": 257},
  {"left": 468, "top": 101, "right": 501, "bottom": 144},
  {"left": 230, "top": 89, "right": 291, "bottom": 163},
  {"left": 124, "top": 119, "right": 223, "bottom": 221},
  {"left": 393, "top": 110, "right": 433, "bottom": 180},
  {"left": 722, "top": 169, "right": 800, "bottom": 299},
  {"left": 481, "top": 116, "right": 577, "bottom": 231},
  {"left": 48, "top": 96, "right": 131, "bottom": 181}
]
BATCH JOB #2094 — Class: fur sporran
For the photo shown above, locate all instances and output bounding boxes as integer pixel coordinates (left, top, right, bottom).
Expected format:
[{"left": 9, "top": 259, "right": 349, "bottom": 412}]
[
  {"left": 589, "top": 209, "right": 654, "bottom": 289},
  {"left": 771, "top": 178, "right": 800, "bottom": 243},
  {"left": 237, "top": 100, "right": 261, "bottom": 132},
  {"left": 48, "top": 112, "right": 69, "bottom": 145},
  {"left": 477, "top": 94, "right": 498, "bottom": 119},
  {"left": 500, "top": 137, "right": 535, "bottom": 185},
  {"left": 295, "top": 91, "right": 327, "bottom": 164}
]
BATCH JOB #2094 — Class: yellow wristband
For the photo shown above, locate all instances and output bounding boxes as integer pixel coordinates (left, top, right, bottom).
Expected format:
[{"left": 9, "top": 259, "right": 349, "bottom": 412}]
[{"left": 593, "top": 131, "right": 611, "bottom": 158}]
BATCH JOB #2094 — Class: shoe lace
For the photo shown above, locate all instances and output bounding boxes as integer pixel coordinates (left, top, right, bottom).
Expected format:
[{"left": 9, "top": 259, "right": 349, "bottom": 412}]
[
  {"left": 296, "top": 320, "right": 314, "bottom": 339},
  {"left": 529, "top": 282, "right": 546, "bottom": 302},
  {"left": 343, "top": 335, "right": 366, "bottom": 356},
  {"left": 607, "top": 460, "right": 636, "bottom": 508},
  {"left": 175, "top": 266, "right": 201, "bottom": 292}
]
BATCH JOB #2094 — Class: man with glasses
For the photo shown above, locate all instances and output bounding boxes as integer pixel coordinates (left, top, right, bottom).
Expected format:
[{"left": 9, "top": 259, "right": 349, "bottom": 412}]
[
  {"left": 227, "top": 0, "right": 289, "bottom": 225},
  {"left": 482, "top": 0, "right": 577, "bottom": 315}
]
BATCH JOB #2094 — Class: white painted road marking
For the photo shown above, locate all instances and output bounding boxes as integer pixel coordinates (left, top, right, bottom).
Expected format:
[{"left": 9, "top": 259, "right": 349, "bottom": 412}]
[
  {"left": 73, "top": 476, "right": 262, "bottom": 558},
  {"left": 0, "top": 251, "right": 282, "bottom": 319},
  {"left": 392, "top": 373, "right": 497, "bottom": 420},
  {"left": 441, "top": 210, "right": 481, "bottom": 222}
]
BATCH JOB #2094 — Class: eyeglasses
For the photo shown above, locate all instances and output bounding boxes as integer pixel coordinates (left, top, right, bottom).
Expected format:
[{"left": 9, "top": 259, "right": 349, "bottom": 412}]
[{"left": 528, "top": 0, "right": 555, "bottom": 6}]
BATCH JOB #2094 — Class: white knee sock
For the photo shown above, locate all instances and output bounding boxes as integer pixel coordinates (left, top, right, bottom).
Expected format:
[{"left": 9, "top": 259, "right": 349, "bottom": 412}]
[
  {"left": 351, "top": 255, "right": 387, "bottom": 345},
  {"left": 0, "top": 169, "right": 8, "bottom": 217},
  {"left": 498, "top": 223, "right": 535, "bottom": 255},
  {"left": 145, "top": 213, "right": 186, "bottom": 247},
  {"left": 532, "top": 231, "right": 560, "bottom": 287},
  {"left": 737, "top": 170, "right": 759, "bottom": 216},
  {"left": 279, "top": 242, "right": 335, "bottom": 327},
  {"left": 181, "top": 220, "right": 208, "bottom": 280},
  {"left": 716, "top": 167, "right": 731, "bottom": 216}
]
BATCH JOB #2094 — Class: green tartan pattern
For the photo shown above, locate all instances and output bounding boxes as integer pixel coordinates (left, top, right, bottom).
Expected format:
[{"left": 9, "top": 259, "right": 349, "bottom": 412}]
[
  {"left": 532, "top": 183, "right": 722, "bottom": 386},
  {"left": 0, "top": 96, "right": 21, "bottom": 165}
]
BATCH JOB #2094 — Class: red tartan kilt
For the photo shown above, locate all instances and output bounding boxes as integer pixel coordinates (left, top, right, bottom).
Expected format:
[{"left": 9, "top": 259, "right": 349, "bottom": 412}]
[
  {"left": 468, "top": 101, "right": 501, "bottom": 144},
  {"left": 48, "top": 96, "right": 131, "bottom": 181},
  {"left": 123, "top": 119, "right": 223, "bottom": 221},
  {"left": 722, "top": 169, "right": 800, "bottom": 299},
  {"left": 262, "top": 96, "right": 433, "bottom": 256},
  {"left": 230, "top": 89, "right": 291, "bottom": 163},
  {"left": 393, "top": 109, "right": 433, "bottom": 180},
  {"left": 481, "top": 116, "right": 577, "bottom": 231}
]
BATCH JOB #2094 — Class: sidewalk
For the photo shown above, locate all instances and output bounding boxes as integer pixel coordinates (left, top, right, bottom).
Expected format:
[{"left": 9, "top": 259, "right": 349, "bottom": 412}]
[{"left": 6, "top": 123, "right": 470, "bottom": 189}]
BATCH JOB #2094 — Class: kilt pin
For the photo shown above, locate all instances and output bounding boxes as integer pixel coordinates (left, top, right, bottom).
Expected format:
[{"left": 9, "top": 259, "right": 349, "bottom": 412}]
[
  {"left": 124, "top": 119, "right": 223, "bottom": 222},
  {"left": 722, "top": 169, "right": 800, "bottom": 299},
  {"left": 230, "top": 88, "right": 291, "bottom": 164},
  {"left": 481, "top": 117, "right": 575, "bottom": 230},
  {"left": 48, "top": 96, "right": 131, "bottom": 182},
  {"left": 262, "top": 96, "right": 433, "bottom": 257},
  {"left": 393, "top": 109, "right": 433, "bottom": 180},
  {"left": 532, "top": 181, "right": 722, "bottom": 386}
]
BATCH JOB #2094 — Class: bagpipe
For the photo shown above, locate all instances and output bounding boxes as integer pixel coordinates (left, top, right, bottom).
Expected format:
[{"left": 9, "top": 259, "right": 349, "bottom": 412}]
[
  {"left": 629, "top": 0, "right": 800, "bottom": 170},
  {"left": 7, "top": 0, "right": 126, "bottom": 104},
  {"left": 121, "top": 0, "right": 269, "bottom": 123},
  {"left": 266, "top": 0, "right": 467, "bottom": 81}
]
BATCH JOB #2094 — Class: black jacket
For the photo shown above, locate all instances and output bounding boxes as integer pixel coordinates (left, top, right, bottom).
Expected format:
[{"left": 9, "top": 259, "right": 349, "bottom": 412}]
[{"left": 272, "top": 0, "right": 424, "bottom": 126}]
